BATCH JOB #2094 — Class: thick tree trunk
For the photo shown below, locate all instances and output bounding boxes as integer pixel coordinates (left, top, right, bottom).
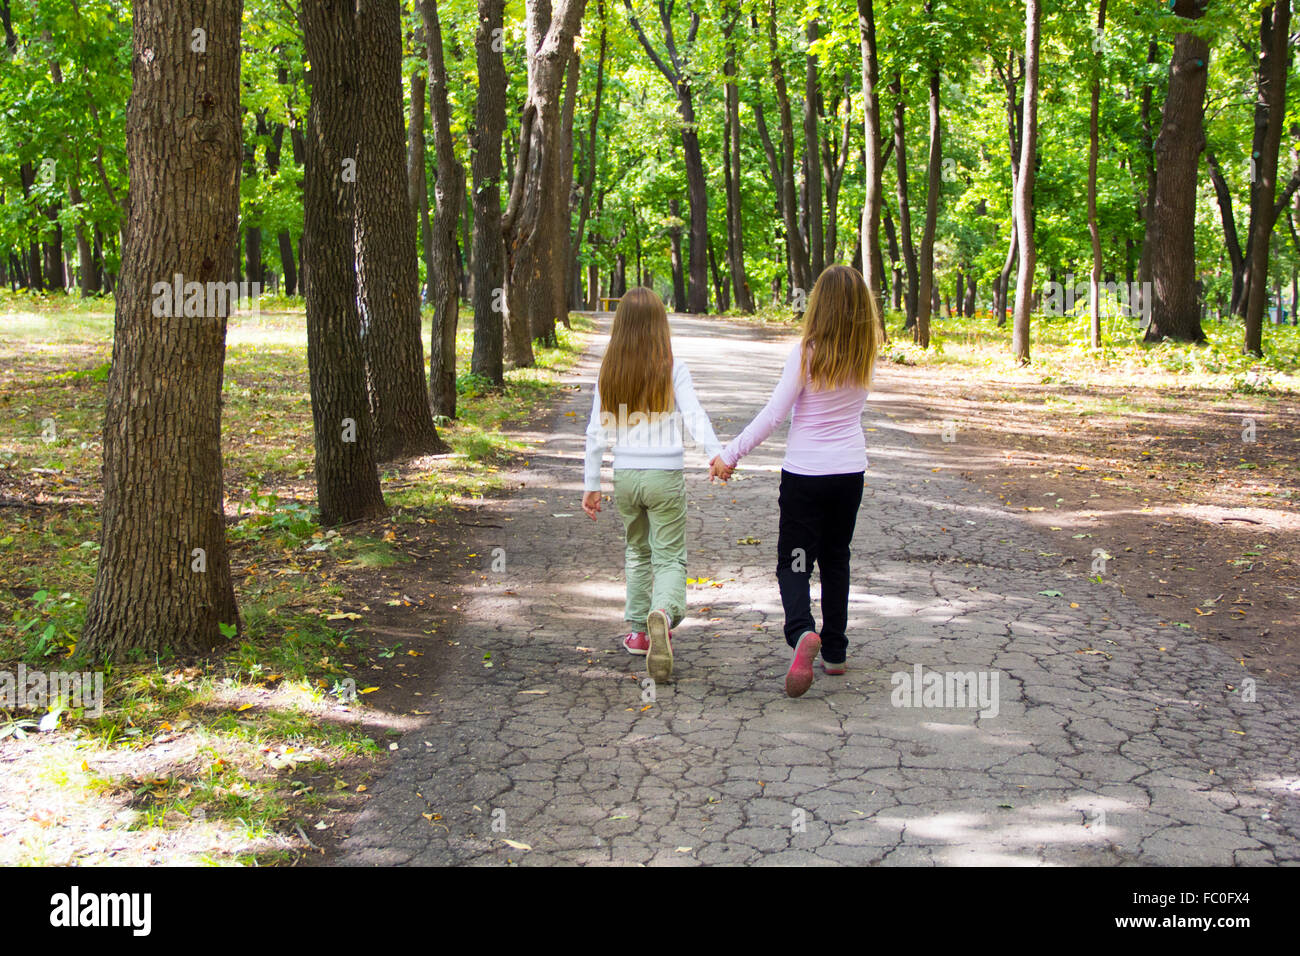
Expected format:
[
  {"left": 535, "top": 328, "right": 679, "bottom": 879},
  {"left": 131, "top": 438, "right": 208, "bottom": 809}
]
[
  {"left": 301, "top": 0, "right": 388, "bottom": 524},
  {"left": 502, "top": 0, "right": 587, "bottom": 366},
  {"left": 1146, "top": 1, "right": 1211, "bottom": 343},
  {"left": 356, "top": 0, "right": 445, "bottom": 457},
  {"left": 421, "top": 0, "right": 467, "bottom": 418},
  {"left": 82, "top": 0, "right": 243, "bottom": 660},
  {"left": 1011, "top": 0, "right": 1041, "bottom": 363},
  {"left": 1243, "top": 0, "right": 1291, "bottom": 356},
  {"left": 858, "top": 0, "right": 884, "bottom": 318},
  {"left": 469, "top": 0, "right": 508, "bottom": 385}
]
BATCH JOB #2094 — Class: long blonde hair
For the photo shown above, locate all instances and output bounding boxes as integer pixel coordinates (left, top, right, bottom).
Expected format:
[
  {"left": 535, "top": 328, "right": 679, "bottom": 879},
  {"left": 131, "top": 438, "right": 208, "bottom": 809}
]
[
  {"left": 800, "top": 265, "right": 882, "bottom": 390},
  {"left": 599, "top": 287, "right": 675, "bottom": 413}
]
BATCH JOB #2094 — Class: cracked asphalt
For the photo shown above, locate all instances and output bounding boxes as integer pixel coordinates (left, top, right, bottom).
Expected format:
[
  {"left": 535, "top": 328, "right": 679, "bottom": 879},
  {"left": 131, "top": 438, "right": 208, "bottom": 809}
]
[{"left": 339, "top": 314, "right": 1300, "bottom": 866}]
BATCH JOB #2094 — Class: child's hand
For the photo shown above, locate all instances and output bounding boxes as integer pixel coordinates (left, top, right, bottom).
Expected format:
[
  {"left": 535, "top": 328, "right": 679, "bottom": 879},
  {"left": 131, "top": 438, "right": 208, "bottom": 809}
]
[
  {"left": 582, "top": 491, "right": 603, "bottom": 520},
  {"left": 709, "top": 456, "right": 734, "bottom": 482}
]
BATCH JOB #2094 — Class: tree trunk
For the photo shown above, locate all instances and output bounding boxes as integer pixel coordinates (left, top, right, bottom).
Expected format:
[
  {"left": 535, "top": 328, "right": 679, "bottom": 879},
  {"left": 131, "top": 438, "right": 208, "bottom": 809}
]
[
  {"left": 884, "top": 201, "right": 901, "bottom": 311},
  {"left": 502, "top": 0, "right": 587, "bottom": 366},
  {"left": 81, "top": 0, "right": 243, "bottom": 660},
  {"left": 1146, "top": 1, "right": 1211, "bottom": 343},
  {"left": 858, "top": 0, "right": 885, "bottom": 319},
  {"left": 669, "top": 198, "right": 686, "bottom": 310},
  {"left": 623, "top": 0, "right": 707, "bottom": 312},
  {"left": 891, "top": 76, "right": 919, "bottom": 325},
  {"left": 301, "top": 0, "right": 388, "bottom": 524},
  {"left": 1243, "top": 0, "right": 1291, "bottom": 355},
  {"left": 407, "top": 69, "right": 435, "bottom": 305},
  {"left": 723, "top": 11, "right": 753, "bottom": 312},
  {"left": 916, "top": 63, "right": 941, "bottom": 348},
  {"left": 804, "top": 18, "right": 824, "bottom": 278},
  {"left": 1136, "top": 38, "right": 1159, "bottom": 318},
  {"left": 552, "top": 47, "right": 580, "bottom": 331},
  {"left": 768, "top": 0, "right": 811, "bottom": 299},
  {"left": 470, "top": 0, "right": 508, "bottom": 385},
  {"left": 1011, "top": 0, "right": 1041, "bottom": 363},
  {"left": 570, "top": 1, "right": 607, "bottom": 313},
  {"left": 420, "top": 0, "right": 467, "bottom": 418},
  {"left": 356, "top": 0, "right": 445, "bottom": 457},
  {"left": 1087, "top": 1, "right": 1108, "bottom": 349}
]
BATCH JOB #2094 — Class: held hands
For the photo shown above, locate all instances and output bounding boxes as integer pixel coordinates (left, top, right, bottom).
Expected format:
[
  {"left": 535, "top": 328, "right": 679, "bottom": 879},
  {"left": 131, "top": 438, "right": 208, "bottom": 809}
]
[
  {"left": 582, "top": 490, "right": 603, "bottom": 521},
  {"left": 709, "top": 456, "right": 735, "bottom": 483}
]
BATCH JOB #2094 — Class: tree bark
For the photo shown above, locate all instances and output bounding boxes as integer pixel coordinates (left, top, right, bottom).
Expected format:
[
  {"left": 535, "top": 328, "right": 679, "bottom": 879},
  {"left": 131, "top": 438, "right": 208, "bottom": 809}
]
[
  {"left": 570, "top": 0, "right": 607, "bottom": 312},
  {"left": 916, "top": 61, "right": 941, "bottom": 349},
  {"left": 722, "top": 7, "right": 753, "bottom": 312},
  {"left": 994, "top": 51, "right": 1023, "bottom": 327},
  {"left": 858, "top": 0, "right": 885, "bottom": 318},
  {"left": 420, "top": 0, "right": 467, "bottom": 418},
  {"left": 82, "top": 0, "right": 243, "bottom": 660},
  {"left": 891, "top": 76, "right": 919, "bottom": 325},
  {"left": 502, "top": 0, "right": 588, "bottom": 365},
  {"left": 1243, "top": 0, "right": 1291, "bottom": 355},
  {"left": 301, "top": 0, "right": 388, "bottom": 524},
  {"left": 552, "top": 47, "right": 580, "bottom": 331},
  {"left": 622, "top": 0, "right": 708, "bottom": 312},
  {"left": 356, "top": 0, "right": 445, "bottom": 457},
  {"left": 767, "top": 0, "right": 811, "bottom": 299},
  {"left": 804, "top": 18, "right": 824, "bottom": 278},
  {"left": 1011, "top": 0, "right": 1041, "bottom": 363},
  {"left": 1087, "top": 0, "right": 1108, "bottom": 348},
  {"left": 407, "top": 69, "right": 435, "bottom": 306},
  {"left": 1146, "top": 0, "right": 1211, "bottom": 343},
  {"left": 469, "top": 0, "right": 508, "bottom": 385}
]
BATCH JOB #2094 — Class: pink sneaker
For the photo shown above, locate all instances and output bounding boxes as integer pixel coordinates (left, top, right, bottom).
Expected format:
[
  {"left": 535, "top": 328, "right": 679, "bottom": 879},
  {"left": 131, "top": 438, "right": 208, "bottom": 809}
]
[
  {"left": 646, "top": 609, "right": 674, "bottom": 682},
  {"left": 622, "top": 631, "right": 649, "bottom": 655},
  {"left": 822, "top": 659, "right": 846, "bottom": 676},
  {"left": 785, "top": 631, "right": 821, "bottom": 698}
]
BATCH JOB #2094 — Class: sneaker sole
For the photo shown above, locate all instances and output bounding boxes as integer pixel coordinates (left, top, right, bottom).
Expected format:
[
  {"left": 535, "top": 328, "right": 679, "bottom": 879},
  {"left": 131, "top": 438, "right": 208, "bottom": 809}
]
[
  {"left": 786, "top": 632, "right": 820, "bottom": 698},
  {"left": 646, "top": 611, "right": 673, "bottom": 682}
]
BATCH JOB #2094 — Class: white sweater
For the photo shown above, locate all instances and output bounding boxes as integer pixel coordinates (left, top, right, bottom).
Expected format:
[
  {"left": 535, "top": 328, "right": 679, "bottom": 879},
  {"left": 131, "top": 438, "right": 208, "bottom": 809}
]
[{"left": 584, "top": 358, "right": 724, "bottom": 492}]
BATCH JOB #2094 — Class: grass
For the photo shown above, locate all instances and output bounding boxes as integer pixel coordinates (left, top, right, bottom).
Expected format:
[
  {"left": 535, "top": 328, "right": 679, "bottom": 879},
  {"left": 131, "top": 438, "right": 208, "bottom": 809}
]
[
  {"left": 0, "top": 290, "right": 591, "bottom": 864},
  {"left": 879, "top": 308, "right": 1300, "bottom": 396}
]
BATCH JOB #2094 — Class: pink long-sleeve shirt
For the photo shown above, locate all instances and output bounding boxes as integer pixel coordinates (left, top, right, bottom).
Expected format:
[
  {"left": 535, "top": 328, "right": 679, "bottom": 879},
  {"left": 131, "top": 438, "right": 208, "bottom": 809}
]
[{"left": 720, "top": 343, "right": 869, "bottom": 475}]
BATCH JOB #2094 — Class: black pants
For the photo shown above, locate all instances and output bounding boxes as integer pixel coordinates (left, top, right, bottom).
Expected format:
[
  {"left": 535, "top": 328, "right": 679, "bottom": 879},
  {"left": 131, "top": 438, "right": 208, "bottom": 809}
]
[{"left": 775, "top": 470, "right": 864, "bottom": 664}]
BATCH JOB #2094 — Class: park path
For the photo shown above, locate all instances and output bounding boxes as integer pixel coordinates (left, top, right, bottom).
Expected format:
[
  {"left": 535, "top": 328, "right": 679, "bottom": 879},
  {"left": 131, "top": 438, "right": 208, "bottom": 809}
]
[{"left": 339, "top": 315, "right": 1300, "bottom": 865}]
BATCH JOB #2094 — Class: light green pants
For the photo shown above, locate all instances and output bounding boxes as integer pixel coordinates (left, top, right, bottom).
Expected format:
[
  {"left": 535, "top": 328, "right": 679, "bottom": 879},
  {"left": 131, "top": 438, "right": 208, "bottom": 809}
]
[{"left": 613, "top": 468, "right": 687, "bottom": 630}]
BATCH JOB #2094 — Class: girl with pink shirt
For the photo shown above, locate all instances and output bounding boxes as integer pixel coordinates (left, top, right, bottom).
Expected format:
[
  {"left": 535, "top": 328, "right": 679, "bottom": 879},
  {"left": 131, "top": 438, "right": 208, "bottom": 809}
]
[{"left": 709, "top": 265, "right": 882, "bottom": 697}]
